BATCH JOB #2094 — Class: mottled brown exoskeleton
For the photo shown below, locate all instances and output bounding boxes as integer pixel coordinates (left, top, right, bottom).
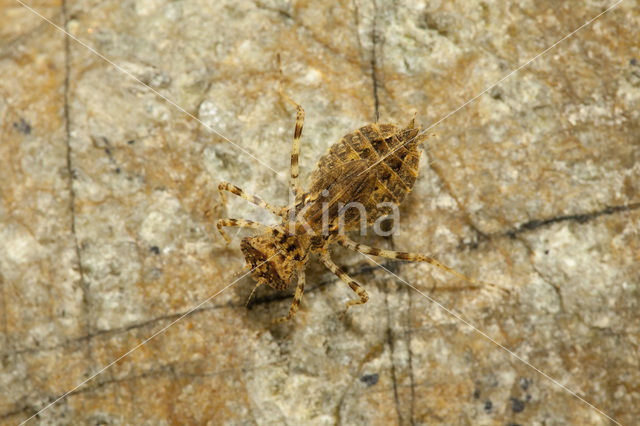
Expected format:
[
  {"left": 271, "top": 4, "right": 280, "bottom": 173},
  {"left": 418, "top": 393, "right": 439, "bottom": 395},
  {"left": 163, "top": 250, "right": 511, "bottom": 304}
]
[{"left": 217, "top": 95, "right": 500, "bottom": 323}]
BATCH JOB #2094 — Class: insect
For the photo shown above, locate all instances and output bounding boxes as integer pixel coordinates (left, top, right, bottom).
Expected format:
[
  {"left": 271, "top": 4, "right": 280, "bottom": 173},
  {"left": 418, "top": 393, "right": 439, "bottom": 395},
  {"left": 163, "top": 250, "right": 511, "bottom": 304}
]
[{"left": 217, "top": 93, "right": 503, "bottom": 323}]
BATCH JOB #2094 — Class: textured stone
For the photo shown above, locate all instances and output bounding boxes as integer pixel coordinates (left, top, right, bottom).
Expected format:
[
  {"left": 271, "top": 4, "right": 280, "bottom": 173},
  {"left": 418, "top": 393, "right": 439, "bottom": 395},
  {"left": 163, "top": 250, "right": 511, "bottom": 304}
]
[{"left": 1, "top": 0, "right": 639, "bottom": 425}]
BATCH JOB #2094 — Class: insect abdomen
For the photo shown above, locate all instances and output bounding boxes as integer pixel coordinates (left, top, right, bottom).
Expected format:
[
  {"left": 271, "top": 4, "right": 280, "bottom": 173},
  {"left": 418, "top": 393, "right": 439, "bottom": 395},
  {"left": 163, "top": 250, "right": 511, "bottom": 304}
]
[{"left": 309, "top": 122, "right": 422, "bottom": 225}]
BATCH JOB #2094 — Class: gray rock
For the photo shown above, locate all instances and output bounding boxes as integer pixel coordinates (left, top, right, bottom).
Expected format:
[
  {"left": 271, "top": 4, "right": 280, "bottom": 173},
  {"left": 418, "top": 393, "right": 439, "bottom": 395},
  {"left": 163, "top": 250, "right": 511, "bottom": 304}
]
[{"left": 1, "top": 0, "right": 638, "bottom": 424}]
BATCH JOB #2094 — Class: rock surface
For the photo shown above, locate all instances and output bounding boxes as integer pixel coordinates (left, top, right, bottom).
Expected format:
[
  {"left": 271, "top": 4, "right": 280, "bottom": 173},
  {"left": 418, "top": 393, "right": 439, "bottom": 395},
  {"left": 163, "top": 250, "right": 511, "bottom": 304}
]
[{"left": 1, "top": 0, "right": 639, "bottom": 424}]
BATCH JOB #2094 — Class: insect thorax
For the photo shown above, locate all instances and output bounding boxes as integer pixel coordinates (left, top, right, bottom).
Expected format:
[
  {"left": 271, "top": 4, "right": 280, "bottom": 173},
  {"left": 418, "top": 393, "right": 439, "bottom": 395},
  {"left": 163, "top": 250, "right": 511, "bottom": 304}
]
[{"left": 241, "top": 234, "right": 297, "bottom": 290}]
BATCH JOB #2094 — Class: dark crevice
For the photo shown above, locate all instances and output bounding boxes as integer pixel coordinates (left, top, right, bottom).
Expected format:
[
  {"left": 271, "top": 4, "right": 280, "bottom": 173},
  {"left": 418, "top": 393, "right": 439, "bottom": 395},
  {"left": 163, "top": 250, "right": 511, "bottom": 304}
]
[
  {"left": 334, "top": 391, "right": 345, "bottom": 424},
  {"left": 371, "top": 0, "right": 381, "bottom": 122},
  {"left": 383, "top": 230, "right": 404, "bottom": 424},
  {"left": 252, "top": 0, "right": 293, "bottom": 20},
  {"left": 429, "top": 167, "right": 640, "bottom": 253},
  {"left": 0, "top": 299, "right": 231, "bottom": 358},
  {"left": 458, "top": 201, "right": 640, "bottom": 252},
  {"left": 504, "top": 202, "right": 640, "bottom": 237},
  {"left": 62, "top": 0, "right": 92, "bottom": 364},
  {"left": 353, "top": 0, "right": 382, "bottom": 122},
  {"left": 0, "top": 361, "right": 274, "bottom": 420},
  {"left": 385, "top": 290, "right": 403, "bottom": 425},
  {"left": 406, "top": 282, "right": 416, "bottom": 425}
]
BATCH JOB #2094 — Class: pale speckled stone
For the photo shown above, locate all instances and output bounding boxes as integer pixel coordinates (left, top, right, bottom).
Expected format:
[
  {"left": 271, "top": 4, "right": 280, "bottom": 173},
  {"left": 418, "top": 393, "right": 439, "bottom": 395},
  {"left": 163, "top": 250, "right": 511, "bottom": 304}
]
[{"left": 1, "top": 0, "right": 639, "bottom": 425}]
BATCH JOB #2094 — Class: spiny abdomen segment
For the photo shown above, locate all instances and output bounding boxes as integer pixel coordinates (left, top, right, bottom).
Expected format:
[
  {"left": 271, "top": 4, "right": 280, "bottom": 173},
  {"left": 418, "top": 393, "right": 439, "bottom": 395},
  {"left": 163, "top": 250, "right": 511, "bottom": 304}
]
[{"left": 308, "top": 122, "right": 422, "bottom": 225}]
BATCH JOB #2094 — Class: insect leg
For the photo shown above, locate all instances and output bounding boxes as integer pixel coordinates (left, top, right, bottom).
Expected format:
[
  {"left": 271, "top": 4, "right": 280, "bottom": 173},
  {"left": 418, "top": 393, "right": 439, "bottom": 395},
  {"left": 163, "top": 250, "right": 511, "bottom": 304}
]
[
  {"left": 273, "top": 265, "right": 306, "bottom": 323},
  {"left": 216, "top": 218, "right": 273, "bottom": 244},
  {"left": 218, "top": 182, "right": 287, "bottom": 217},
  {"left": 320, "top": 254, "right": 369, "bottom": 314},
  {"left": 284, "top": 98, "right": 304, "bottom": 202},
  {"left": 336, "top": 236, "right": 509, "bottom": 295},
  {"left": 277, "top": 54, "right": 305, "bottom": 202}
]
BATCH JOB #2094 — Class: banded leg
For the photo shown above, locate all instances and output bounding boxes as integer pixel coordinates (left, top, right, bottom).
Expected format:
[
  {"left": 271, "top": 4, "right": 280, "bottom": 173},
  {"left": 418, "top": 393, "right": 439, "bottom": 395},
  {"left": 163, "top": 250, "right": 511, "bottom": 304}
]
[
  {"left": 277, "top": 55, "right": 305, "bottom": 202},
  {"left": 285, "top": 97, "right": 304, "bottom": 202},
  {"left": 218, "top": 182, "right": 287, "bottom": 218},
  {"left": 336, "top": 236, "right": 509, "bottom": 294},
  {"left": 321, "top": 254, "right": 369, "bottom": 314},
  {"left": 216, "top": 218, "right": 273, "bottom": 244},
  {"left": 274, "top": 265, "right": 306, "bottom": 323}
]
